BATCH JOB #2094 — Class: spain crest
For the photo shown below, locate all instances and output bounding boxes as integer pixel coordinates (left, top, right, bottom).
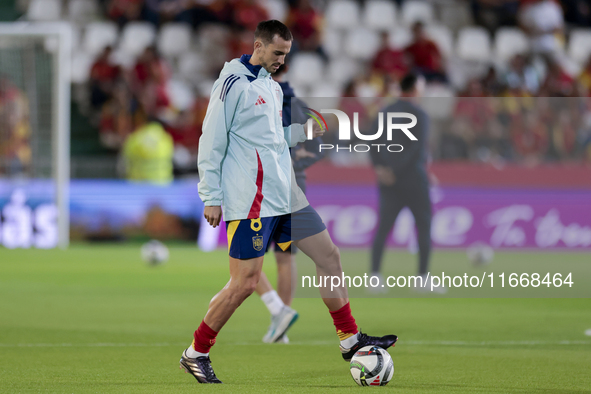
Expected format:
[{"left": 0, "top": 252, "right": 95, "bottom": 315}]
[{"left": 252, "top": 235, "right": 263, "bottom": 251}]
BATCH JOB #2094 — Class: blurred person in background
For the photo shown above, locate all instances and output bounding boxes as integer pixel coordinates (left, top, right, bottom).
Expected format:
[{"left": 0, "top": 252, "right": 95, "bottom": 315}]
[
  {"left": 371, "top": 31, "right": 408, "bottom": 85},
  {"left": 232, "top": 0, "right": 269, "bottom": 31},
  {"left": 470, "top": 0, "right": 520, "bottom": 33},
  {"left": 0, "top": 76, "right": 31, "bottom": 176},
  {"left": 503, "top": 54, "right": 541, "bottom": 96},
  {"left": 89, "top": 46, "right": 121, "bottom": 111},
  {"left": 404, "top": 21, "right": 446, "bottom": 83},
  {"left": 577, "top": 55, "right": 591, "bottom": 95},
  {"left": 253, "top": 62, "right": 325, "bottom": 344},
  {"left": 368, "top": 73, "right": 442, "bottom": 292},
  {"left": 510, "top": 109, "right": 548, "bottom": 163},
  {"left": 122, "top": 116, "right": 174, "bottom": 184},
  {"left": 518, "top": 0, "right": 565, "bottom": 58},
  {"left": 131, "top": 46, "right": 173, "bottom": 121},
  {"left": 285, "top": 0, "right": 325, "bottom": 58},
  {"left": 106, "top": 0, "right": 144, "bottom": 27},
  {"left": 539, "top": 58, "right": 575, "bottom": 97},
  {"left": 480, "top": 66, "right": 504, "bottom": 96},
  {"left": 99, "top": 81, "right": 135, "bottom": 149}
]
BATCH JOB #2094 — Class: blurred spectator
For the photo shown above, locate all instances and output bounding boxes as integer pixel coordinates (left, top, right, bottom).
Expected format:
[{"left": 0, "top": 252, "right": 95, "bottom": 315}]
[
  {"left": 90, "top": 46, "right": 121, "bottom": 111},
  {"left": 480, "top": 66, "right": 504, "bottom": 96},
  {"left": 539, "top": 58, "right": 575, "bottom": 97},
  {"left": 131, "top": 46, "right": 173, "bottom": 121},
  {"left": 122, "top": 119, "right": 174, "bottom": 184},
  {"left": 99, "top": 82, "right": 135, "bottom": 149},
  {"left": 577, "top": 55, "right": 591, "bottom": 95},
  {"left": 470, "top": 0, "right": 520, "bottom": 33},
  {"left": 547, "top": 108, "right": 577, "bottom": 160},
  {"left": 371, "top": 32, "right": 408, "bottom": 83},
  {"left": 232, "top": 0, "right": 269, "bottom": 31},
  {"left": 511, "top": 109, "right": 549, "bottom": 162},
  {"left": 0, "top": 76, "right": 31, "bottom": 175},
  {"left": 227, "top": 26, "right": 254, "bottom": 60},
  {"left": 143, "top": 0, "right": 219, "bottom": 28},
  {"left": 285, "top": 0, "right": 324, "bottom": 57},
  {"left": 518, "top": 0, "right": 564, "bottom": 57},
  {"left": 166, "top": 96, "right": 208, "bottom": 153},
  {"left": 404, "top": 21, "right": 446, "bottom": 83},
  {"left": 106, "top": 0, "right": 144, "bottom": 27},
  {"left": 503, "top": 54, "right": 541, "bottom": 95}
]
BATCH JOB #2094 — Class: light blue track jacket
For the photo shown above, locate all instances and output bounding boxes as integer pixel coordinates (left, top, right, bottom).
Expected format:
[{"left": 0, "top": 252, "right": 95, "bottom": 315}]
[{"left": 197, "top": 55, "right": 309, "bottom": 221}]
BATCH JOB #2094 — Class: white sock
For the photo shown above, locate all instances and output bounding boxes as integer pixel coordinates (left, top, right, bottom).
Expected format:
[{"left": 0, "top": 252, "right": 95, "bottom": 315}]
[
  {"left": 261, "top": 290, "right": 284, "bottom": 316},
  {"left": 185, "top": 344, "right": 208, "bottom": 359},
  {"left": 340, "top": 332, "right": 359, "bottom": 349}
]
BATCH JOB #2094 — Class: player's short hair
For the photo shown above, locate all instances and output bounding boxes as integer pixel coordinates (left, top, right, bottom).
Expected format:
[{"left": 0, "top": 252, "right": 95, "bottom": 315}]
[
  {"left": 400, "top": 73, "right": 419, "bottom": 93},
  {"left": 254, "top": 20, "right": 293, "bottom": 45}
]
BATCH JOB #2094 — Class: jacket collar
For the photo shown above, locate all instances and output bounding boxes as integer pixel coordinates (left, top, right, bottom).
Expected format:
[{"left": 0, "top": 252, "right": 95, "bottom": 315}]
[{"left": 240, "top": 54, "right": 269, "bottom": 79}]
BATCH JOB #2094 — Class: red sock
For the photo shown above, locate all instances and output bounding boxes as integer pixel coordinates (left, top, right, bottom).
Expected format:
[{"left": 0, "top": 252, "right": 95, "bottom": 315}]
[
  {"left": 329, "top": 302, "right": 358, "bottom": 341},
  {"left": 193, "top": 320, "right": 218, "bottom": 353}
]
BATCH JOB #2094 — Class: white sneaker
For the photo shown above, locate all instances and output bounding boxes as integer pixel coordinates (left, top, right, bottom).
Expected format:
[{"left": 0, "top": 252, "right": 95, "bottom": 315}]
[{"left": 262, "top": 306, "right": 299, "bottom": 343}]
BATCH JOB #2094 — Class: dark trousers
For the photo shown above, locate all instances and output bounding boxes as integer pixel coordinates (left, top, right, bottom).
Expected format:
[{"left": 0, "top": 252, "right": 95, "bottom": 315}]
[{"left": 370, "top": 179, "right": 432, "bottom": 275}]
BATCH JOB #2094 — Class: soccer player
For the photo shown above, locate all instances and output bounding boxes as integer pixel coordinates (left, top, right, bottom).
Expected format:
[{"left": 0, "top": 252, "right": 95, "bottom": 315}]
[
  {"left": 254, "top": 62, "right": 325, "bottom": 344},
  {"left": 180, "top": 20, "right": 397, "bottom": 384},
  {"left": 369, "top": 73, "right": 443, "bottom": 292}
]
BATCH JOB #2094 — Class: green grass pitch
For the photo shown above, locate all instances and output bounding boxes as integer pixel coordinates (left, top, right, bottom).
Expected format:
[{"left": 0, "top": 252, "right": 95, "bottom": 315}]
[{"left": 0, "top": 245, "right": 589, "bottom": 393}]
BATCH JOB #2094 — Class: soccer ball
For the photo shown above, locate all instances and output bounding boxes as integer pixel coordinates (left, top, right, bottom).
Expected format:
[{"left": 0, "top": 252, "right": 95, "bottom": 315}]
[
  {"left": 467, "top": 241, "right": 494, "bottom": 266},
  {"left": 141, "top": 240, "right": 169, "bottom": 265},
  {"left": 349, "top": 346, "right": 394, "bottom": 386}
]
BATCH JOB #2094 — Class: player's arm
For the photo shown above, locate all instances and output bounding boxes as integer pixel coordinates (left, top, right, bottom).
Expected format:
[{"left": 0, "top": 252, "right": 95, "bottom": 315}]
[{"left": 198, "top": 78, "right": 241, "bottom": 227}]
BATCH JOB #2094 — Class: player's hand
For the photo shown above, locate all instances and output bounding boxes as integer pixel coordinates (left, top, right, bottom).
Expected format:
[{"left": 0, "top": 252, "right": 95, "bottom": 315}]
[
  {"left": 294, "top": 147, "right": 316, "bottom": 160},
  {"left": 375, "top": 166, "right": 396, "bottom": 186},
  {"left": 311, "top": 120, "right": 325, "bottom": 138},
  {"left": 204, "top": 206, "right": 222, "bottom": 228}
]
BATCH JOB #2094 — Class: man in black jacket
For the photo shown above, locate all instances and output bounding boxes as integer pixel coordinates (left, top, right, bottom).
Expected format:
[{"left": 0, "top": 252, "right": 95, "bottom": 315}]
[{"left": 369, "top": 73, "right": 440, "bottom": 291}]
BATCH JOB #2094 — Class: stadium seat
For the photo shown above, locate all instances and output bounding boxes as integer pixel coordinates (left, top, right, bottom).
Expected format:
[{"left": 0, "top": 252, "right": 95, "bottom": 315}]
[
  {"left": 322, "top": 28, "right": 343, "bottom": 58},
  {"left": 569, "top": 29, "right": 591, "bottom": 65},
  {"left": 157, "top": 23, "right": 192, "bottom": 59},
  {"left": 426, "top": 24, "right": 454, "bottom": 58},
  {"left": 345, "top": 27, "right": 381, "bottom": 60},
  {"left": 421, "top": 85, "right": 456, "bottom": 119},
  {"left": 119, "top": 22, "right": 156, "bottom": 57},
  {"left": 388, "top": 28, "right": 412, "bottom": 50},
  {"left": 401, "top": 0, "right": 434, "bottom": 26},
  {"left": 27, "top": 0, "right": 61, "bottom": 21},
  {"left": 263, "top": 0, "right": 288, "bottom": 22},
  {"left": 325, "top": 0, "right": 360, "bottom": 29},
  {"left": 178, "top": 51, "right": 208, "bottom": 83},
  {"left": 494, "top": 27, "right": 529, "bottom": 63},
  {"left": 456, "top": 27, "right": 491, "bottom": 62},
  {"left": 289, "top": 52, "right": 325, "bottom": 87},
  {"left": 83, "top": 22, "right": 118, "bottom": 57},
  {"left": 166, "top": 78, "right": 195, "bottom": 111},
  {"left": 68, "top": 0, "right": 100, "bottom": 24},
  {"left": 326, "top": 56, "right": 362, "bottom": 87},
  {"left": 362, "top": 0, "right": 397, "bottom": 31},
  {"left": 309, "top": 82, "right": 342, "bottom": 99},
  {"left": 70, "top": 51, "right": 94, "bottom": 83}
]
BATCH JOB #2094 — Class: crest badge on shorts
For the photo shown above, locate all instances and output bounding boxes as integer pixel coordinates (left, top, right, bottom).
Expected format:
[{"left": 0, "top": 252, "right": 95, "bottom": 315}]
[{"left": 252, "top": 235, "right": 263, "bottom": 251}]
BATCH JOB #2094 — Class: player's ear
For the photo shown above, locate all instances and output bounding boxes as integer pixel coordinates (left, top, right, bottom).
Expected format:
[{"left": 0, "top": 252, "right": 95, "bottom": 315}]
[{"left": 254, "top": 39, "right": 263, "bottom": 53}]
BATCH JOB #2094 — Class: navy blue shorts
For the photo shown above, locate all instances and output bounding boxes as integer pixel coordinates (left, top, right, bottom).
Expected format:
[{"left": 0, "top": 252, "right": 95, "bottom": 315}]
[{"left": 226, "top": 205, "right": 326, "bottom": 260}]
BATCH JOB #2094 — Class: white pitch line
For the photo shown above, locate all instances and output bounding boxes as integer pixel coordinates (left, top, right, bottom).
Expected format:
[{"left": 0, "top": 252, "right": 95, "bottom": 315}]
[{"left": 0, "top": 340, "right": 589, "bottom": 348}]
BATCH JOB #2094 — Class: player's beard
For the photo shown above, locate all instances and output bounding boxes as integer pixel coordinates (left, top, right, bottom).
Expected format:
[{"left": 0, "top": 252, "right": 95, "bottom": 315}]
[{"left": 261, "top": 59, "right": 280, "bottom": 74}]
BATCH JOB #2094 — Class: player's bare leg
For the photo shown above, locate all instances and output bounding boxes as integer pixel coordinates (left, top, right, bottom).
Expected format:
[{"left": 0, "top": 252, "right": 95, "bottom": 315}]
[
  {"left": 255, "top": 252, "right": 299, "bottom": 343},
  {"left": 275, "top": 250, "right": 296, "bottom": 305},
  {"left": 204, "top": 256, "right": 264, "bottom": 330},
  {"left": 296, "top": 229, "right": 398, "bottom": 361},
  {"left": 180, "top": 256, "right": 263, "bottom": 383}
]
